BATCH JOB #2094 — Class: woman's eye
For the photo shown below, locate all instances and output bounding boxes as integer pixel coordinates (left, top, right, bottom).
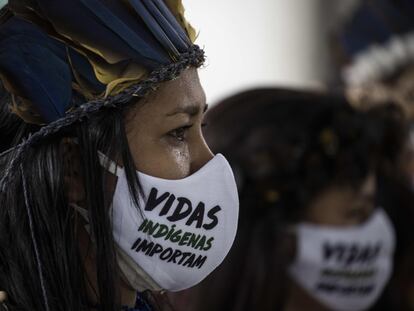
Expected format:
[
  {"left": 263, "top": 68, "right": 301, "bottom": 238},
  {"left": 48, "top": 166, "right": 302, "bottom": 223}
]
[{"left": 169, "top": 125, "right": 192, "bottom": 142}]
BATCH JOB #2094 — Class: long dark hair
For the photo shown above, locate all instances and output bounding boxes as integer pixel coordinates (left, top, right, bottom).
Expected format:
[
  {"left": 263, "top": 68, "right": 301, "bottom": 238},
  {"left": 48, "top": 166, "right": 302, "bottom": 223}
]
[
  {"left": 184, "top": 88, "right": 406, "bottom": 311},
  {"left": 0, "top": 98, "right": 143, "bottom": 311}
]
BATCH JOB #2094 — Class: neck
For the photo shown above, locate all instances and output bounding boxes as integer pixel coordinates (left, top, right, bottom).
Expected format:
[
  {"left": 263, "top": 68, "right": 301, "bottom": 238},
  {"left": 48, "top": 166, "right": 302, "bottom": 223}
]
[
  {"left": 78, "top": 222, "right": 137, "bottom": 309},
  {"left": 119, "top": 282, "right": 138, "bottom": 308},
  {"left": 284, "top": 278, "right": 330, "bottom": 311}
]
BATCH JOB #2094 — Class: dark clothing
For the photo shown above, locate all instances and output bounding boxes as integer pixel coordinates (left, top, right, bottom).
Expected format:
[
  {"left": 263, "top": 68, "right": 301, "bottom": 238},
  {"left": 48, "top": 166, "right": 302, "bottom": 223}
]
[{"left": 121, "top": 293, "right": 153, "bottom": 311}]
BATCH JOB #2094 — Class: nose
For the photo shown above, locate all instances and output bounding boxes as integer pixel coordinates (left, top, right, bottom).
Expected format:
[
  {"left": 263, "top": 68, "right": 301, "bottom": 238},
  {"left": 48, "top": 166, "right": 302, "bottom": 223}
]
[{"left": 190, "top": 135, "right": 214, "bottom": 174}]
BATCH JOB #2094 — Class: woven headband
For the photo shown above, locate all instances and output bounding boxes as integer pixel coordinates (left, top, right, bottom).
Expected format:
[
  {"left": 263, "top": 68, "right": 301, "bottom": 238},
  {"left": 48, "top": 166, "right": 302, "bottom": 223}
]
[{"left": 0, "top": 45, "right": 204, "bottom": 191}]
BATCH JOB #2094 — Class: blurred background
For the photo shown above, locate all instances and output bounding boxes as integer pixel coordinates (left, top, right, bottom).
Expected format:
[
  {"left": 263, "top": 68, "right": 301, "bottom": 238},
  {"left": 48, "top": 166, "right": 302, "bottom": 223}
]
[
  {"left": 170, "top": 2, "right": 414, "bottom": 310},
  {"left": 183, "top": 0, "right": 360, "bottom": 103}
]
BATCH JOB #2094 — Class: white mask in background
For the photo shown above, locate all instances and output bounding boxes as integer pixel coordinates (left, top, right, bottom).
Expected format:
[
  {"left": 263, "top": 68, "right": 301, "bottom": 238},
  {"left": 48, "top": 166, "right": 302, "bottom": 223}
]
[
  {"left": 289, "top": 208, "right": 395, "bottom": 311},
  {"left": 74, "top": 153, "right": 239, "bottom": 292}
]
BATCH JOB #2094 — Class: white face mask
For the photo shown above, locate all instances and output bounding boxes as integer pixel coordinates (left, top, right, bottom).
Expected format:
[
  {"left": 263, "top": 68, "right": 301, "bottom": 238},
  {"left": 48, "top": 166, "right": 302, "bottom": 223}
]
[
  {"left": 74, "top": 153, "right": 239, "bottom": 292},
  {"left": 289, "top": 208, "right": 395, "bottom": 311}
]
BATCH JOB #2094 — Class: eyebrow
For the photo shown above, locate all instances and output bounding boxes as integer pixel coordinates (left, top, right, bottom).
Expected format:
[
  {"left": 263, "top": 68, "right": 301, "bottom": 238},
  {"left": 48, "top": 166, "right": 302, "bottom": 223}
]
[{"left": 166, "top": 103, "right": 209, "bottom": 117}]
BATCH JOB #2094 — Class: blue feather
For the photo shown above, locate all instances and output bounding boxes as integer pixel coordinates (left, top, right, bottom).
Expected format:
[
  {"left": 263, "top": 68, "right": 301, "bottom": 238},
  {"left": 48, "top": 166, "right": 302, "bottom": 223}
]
[
  {"left": 129, "top": 0, "right": 180, "bottom": 57},
  {"left": 77, "top": 0, "right": 169, "bottom": 64},
  {"left": 0, "top": 17, "right": 101, "bottom": 122},
  {"left": 142, "top": 0, "right": 189, "bottom": 52},
  {"left": 67, "top": 48, "right": 106, "bottom": 95},
  {"left": 0, "top": 0, "right": 197, "bottom": 124},
  {"left": 11, "top": 0, "right": 169, "bottom": 68},
  {"left": 152, "top": 0, "right": 191, "bottom": 45},
  {"left": 342, "top": 0, "right": 414, "bottom": 57},
  {"left": 9, "top": 0, "right": 193, "bottom": 67},
  {"left": 0, "top": 36, "right": 72, "bottom": 122}
]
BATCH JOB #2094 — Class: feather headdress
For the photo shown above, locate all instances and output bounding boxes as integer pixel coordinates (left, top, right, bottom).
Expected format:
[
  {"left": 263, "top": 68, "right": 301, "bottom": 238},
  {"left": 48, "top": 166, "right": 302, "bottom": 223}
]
[
  {"left": 0, "top": 0, "right": 203, "bottom": 124},
  {"left": 0, "top": 4, "right": 204, "bottom": 310},
  {"left": 0, "top": 0, "right": 204, "bottom": 190},
  {"left": 339, "top": 0, "right": 414, "bottom": 86}
]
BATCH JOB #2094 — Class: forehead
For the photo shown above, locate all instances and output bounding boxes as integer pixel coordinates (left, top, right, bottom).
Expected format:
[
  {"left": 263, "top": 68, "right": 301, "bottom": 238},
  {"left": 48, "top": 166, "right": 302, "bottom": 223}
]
[{"left": 138, "top": 68, "right": 205, "bottom": 116}]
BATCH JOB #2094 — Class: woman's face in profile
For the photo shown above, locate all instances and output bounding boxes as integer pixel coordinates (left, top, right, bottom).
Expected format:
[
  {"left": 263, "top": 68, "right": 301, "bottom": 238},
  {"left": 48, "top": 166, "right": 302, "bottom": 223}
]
[
  {"left": 125, "top": 68, "right": 213, "bottom": 179},
  {"left": 304, "top": 173, "right": 377, "bottom": 226}
]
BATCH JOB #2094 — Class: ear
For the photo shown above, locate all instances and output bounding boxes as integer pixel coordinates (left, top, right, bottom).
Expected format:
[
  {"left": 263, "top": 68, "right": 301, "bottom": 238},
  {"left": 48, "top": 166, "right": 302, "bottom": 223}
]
[{"left": 62, "top": 138, "right": 85, "bottom": 204}]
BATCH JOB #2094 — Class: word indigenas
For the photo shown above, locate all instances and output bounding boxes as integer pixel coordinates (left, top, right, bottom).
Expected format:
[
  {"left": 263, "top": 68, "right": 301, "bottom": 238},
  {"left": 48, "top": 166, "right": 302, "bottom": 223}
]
[{"left": 138, "top": 219, "right": 214, "bottom": 251}]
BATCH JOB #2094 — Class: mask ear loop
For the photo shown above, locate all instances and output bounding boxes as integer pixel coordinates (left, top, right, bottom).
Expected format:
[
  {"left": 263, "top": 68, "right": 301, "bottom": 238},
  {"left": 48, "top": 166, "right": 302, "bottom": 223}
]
[
  {"left": 98, "top": 151, "right": 123, "bottom": 176},
  {"left": 19, "top": 164, "right": 50, "bottom": 311}
]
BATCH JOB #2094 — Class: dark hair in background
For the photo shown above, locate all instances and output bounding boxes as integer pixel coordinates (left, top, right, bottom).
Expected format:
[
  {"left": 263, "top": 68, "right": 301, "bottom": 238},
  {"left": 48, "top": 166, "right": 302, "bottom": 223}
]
[
  {"left": 370, "top": 103, "right": 414, "bottom": 311},
  {"left": 205, "top": 88, "right": 389, "bottom": 221},
  {"left": 0, "top": 93, "right": 147, "bottom": 311},
  {"left": 185, "top": 88, "right": 407, "bottom": 311}
]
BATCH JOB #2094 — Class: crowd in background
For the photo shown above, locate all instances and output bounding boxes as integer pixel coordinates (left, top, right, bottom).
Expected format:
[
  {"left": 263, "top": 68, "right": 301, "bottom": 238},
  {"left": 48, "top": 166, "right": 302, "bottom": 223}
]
[
  {"left": 168, "top": 1, "right": 414, "bottom": 310},
  {"left": 1, "top": 1, "right": 414, "bottom": 311}
]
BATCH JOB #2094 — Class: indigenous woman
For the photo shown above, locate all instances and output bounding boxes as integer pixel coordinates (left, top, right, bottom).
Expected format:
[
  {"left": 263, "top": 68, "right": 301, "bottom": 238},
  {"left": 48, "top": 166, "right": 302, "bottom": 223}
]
[
  {"left": 176, "top": 88, "right": 405, "bottom": 311},
  {"left": 0, "top": 1, "right": 239, "bottom": 311},
  {"left": 333, "top": 2, "right": 414, "bottom": 308},
  {"left": 335, "top": 0, "right": 414, "bottom": 117}
]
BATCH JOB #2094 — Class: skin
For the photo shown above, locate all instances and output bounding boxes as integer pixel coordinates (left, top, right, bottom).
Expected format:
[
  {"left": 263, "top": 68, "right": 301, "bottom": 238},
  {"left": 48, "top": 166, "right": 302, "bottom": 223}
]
[
  {"left": 284, "top": 173, "right": 377, "bottom": 311},
  {"left": 305, "top": 174, "right": 376, "bottom": 226},
  {"left": 125, "top": 68, "right": 213, "bottom": 179},
  {"left": 66, "top": 68, "right": 213, "bottom": 308}
]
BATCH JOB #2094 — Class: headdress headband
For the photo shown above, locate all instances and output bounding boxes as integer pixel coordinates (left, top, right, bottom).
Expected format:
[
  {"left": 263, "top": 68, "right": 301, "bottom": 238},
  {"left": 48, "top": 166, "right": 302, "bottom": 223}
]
[
  {"left": 0, "top": 0, "right": 205, "bottom": 190},
  {"left": 340, "top": 0, "right": 414, "bottom": 85}
]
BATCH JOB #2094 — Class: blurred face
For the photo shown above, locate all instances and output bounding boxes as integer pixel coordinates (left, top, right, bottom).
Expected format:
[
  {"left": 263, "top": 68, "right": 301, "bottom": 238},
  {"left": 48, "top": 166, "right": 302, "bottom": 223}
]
[
  {"left": 304, "top": 173, "right": 377, "bottom": 226},
  {"left": 125, "top": 68, "right": 213, "bottom": 179}
]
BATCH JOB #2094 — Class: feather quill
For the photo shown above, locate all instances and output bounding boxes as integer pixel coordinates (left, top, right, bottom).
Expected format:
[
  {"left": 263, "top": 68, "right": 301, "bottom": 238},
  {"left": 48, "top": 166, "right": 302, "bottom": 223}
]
[
  {"left": 129, "top": 0, "right": 180, "bottom": 57},
  {"left": 77, "top": 0, "right": 169, "bottom": 65},
  {"left": 0, "top": 17, "right": 106, "bottom": 122},
  {"left": 152, "top": 0, "right": 191, "bottom": 45},
  {"left": 164, "top": 0, "right": 197, "bottom": 42},
  {"left": 9, "top": 0, "right": 167, "bottom": 67},
  {"left": 0, "top": 0, "right": 198, "bottom": 123},
  {"left": 0, "top": 37, "right": 72, "bottom": 123},
  {"left": 142, "top": 0, "right": 189, "bottom": 51}
]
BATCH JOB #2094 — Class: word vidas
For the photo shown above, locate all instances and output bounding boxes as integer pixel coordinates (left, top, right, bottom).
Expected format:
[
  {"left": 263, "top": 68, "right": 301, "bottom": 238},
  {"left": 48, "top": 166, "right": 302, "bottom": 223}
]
[
  {"left": 145, "top": 187, "right": 222, "bottom": 230},
  {"left": 323, "top": 242, "right": 381, "bottom": 266}
]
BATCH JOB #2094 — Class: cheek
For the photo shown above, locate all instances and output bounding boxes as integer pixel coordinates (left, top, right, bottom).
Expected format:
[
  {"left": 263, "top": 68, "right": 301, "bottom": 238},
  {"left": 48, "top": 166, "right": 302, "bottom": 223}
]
[
  {"left": 128, "top": 134, "right": 191, "bottom": 179},
  {"left": 306, "top": 203, "right": 346, "bottom": 226},
  {"left": 306, "top": 192, "right": 355, "bottom": 226}
]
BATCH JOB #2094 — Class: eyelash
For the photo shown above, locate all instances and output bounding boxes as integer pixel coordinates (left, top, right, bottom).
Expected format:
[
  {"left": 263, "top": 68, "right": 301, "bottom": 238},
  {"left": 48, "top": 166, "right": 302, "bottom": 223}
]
[
  {"left": 169, "top": 125, "right": 193, "bottom": 142},
  {"left": 168, "top": 122, "right": 208, "bottom": 142}
]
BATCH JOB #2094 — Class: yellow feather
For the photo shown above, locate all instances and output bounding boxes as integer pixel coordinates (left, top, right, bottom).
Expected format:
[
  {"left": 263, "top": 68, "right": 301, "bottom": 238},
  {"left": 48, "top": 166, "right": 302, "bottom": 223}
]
[
  {"left": 6, "top": 0, "right": 200, "bottom": 124},
  {"left": 164, "top": 0, "right": 197, "bottom": 42}
]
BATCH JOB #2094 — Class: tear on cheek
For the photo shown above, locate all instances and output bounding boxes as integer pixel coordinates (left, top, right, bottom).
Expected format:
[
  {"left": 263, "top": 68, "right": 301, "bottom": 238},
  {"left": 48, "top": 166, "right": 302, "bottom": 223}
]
[{"left": 155, "top": 150, "right": 191, "bottom": 180}]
